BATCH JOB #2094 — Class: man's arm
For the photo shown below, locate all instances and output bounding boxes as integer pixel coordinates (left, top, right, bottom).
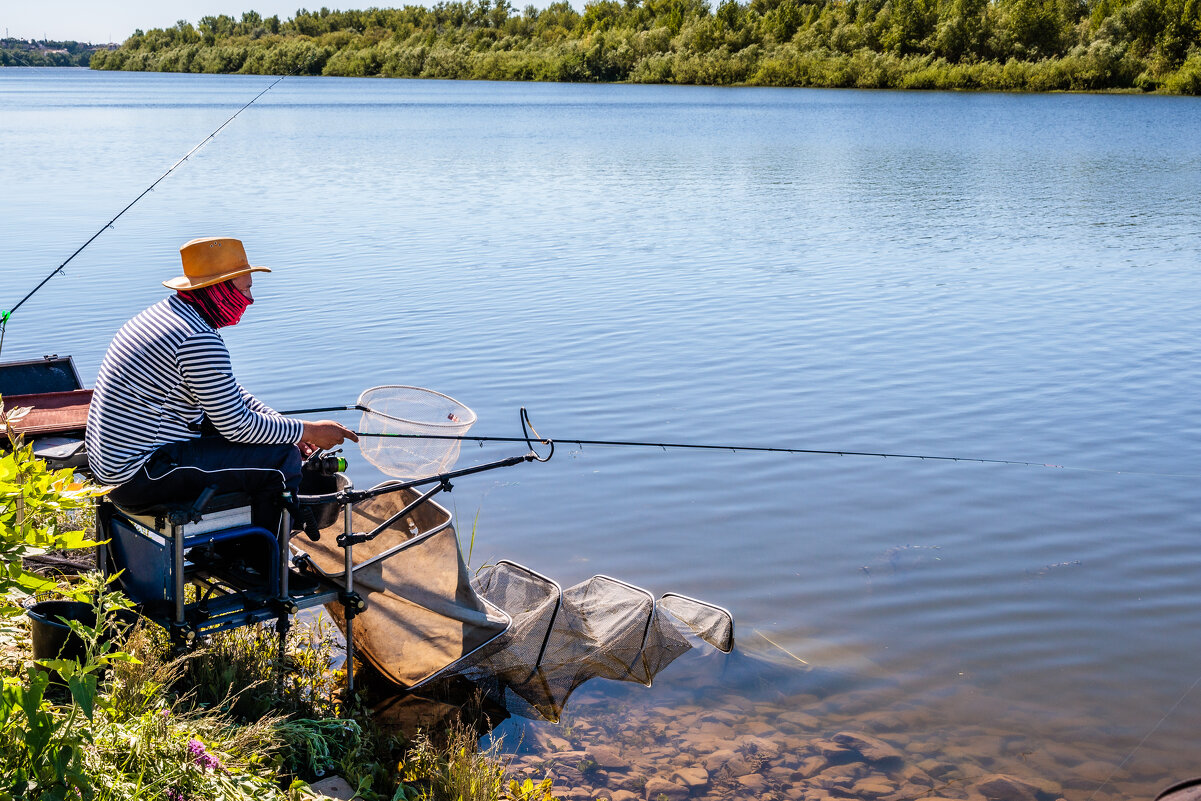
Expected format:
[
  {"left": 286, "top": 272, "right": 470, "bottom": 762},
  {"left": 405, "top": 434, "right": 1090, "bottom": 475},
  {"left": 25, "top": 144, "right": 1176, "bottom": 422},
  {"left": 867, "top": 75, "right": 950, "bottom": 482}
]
[
  {"left": 176, "top": 331, "right": 304, "bottom": 444},
  {"left": 236, "top": 382, "right": 279, "bottom": 416}
]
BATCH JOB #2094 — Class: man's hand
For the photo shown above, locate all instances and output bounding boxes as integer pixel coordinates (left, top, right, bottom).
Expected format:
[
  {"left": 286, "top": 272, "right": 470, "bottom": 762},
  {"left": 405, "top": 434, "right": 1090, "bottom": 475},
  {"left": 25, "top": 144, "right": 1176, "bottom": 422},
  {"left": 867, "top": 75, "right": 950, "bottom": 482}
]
[{"left": 301, "top": 420, "right": 359, "bottom": 451}]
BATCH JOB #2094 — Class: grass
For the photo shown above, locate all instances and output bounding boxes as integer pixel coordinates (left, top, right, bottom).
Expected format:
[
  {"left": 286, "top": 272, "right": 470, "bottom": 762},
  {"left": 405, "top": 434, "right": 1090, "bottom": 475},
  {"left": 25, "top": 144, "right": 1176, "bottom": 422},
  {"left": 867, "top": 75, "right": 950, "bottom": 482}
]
[
  {"left": 6, "top": 563, "right": 564, "bottom": 800},
  {"left": 399, "top": 718, "right": 558, "bottom": 801},
  {"left": 9, "top": 582, "right": 563, "bottom": 800}
]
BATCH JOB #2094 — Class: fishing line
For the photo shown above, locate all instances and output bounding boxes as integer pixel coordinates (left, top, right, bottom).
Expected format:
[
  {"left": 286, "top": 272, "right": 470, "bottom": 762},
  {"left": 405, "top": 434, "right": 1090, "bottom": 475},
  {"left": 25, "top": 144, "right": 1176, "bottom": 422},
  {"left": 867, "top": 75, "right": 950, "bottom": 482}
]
[
  {"left": 279, "top": 404, "right": 1200, "bottom": 478},
  {"left": 0, "top": 68, "right": 295, "bottom": 358},
  {"left": 1087, "top": 668, "right": 1201, "bottom": 801}
]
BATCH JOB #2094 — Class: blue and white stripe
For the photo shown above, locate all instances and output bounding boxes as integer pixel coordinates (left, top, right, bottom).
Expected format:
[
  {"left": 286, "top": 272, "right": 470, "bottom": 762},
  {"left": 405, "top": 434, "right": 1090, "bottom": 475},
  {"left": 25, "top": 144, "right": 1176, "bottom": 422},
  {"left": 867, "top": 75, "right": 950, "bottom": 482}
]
[{"left": 85, "top": 295, "right": 303, "bottom": 485}]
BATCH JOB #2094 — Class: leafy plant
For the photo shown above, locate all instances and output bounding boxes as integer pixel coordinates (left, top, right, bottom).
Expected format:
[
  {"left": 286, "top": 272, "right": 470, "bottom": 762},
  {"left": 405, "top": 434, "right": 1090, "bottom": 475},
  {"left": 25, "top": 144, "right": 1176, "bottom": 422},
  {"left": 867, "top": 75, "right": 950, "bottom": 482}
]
[
  {"left": 0, "top": 575, "right": 136, "bottom": 799},
  {"left": 0, "top": 667, "right": 90, "bottom": 800},
  {"left": 0, "top": 399, "right": 106, "bottom": 604}
]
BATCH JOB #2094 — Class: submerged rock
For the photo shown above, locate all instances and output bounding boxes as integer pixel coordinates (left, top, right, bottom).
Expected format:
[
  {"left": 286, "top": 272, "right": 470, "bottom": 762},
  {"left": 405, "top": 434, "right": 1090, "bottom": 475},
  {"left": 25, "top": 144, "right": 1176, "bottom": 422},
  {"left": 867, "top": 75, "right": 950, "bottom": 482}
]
[
  {"left": 832, "top": 731, "right": 905, "bottom": 767},
  {"left": 643, "top": 777, "right": 689, "bottom": 801},
  {"left": 701, "top": 748, "right": 737, "bottom": 773},
  {"left": 853, "top": 776, "right": 900, "bottom": 797},
  {"left": 589, "top": 745, "right": 631, "bottom": 771},
  {"left": 797, "top": 755, "right": 827, "bottom": 778},
  {"left": 974, "top": 773, "right": 1046, "bottom": 801},
  {"left": 736, "top": 773, "right": 768, "bottom": 792},
  {"left": 734, "top": 734, "right": 781, "bottom": 759},
  {"left": 671, "top": 766, "right": 709, "bottom": 788}
]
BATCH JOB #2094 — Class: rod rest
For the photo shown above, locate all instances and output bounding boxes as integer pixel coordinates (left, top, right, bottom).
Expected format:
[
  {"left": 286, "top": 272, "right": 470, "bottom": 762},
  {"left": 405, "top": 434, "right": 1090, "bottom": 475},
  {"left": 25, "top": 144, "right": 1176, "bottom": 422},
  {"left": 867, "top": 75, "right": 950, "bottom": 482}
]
[{"left": 299, "top": 452, "right": 534, "bottom": 506}]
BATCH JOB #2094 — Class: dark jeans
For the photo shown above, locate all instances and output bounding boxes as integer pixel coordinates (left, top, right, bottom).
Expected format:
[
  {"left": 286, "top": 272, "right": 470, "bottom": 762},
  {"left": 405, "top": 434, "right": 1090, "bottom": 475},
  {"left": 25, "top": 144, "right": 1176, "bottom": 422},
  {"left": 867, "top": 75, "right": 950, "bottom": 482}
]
[{"left": 109, "top": 437, "right": 303, "bottom": 533}]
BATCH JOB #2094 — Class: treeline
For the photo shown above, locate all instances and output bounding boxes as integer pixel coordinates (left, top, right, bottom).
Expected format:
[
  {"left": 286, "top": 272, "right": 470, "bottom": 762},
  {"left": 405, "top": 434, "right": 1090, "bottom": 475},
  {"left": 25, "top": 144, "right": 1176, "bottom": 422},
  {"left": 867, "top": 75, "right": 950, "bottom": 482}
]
[
  {"left": 90, "top": 0, "right": 1201, "bottom": 92},
  {"left": 1, "top": 38, "right": 111, "bottom": 67}
]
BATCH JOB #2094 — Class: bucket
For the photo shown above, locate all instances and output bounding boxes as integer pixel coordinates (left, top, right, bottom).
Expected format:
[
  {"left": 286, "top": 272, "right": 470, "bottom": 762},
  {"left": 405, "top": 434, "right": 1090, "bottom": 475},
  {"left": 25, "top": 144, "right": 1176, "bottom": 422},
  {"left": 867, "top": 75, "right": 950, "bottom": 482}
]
[
  {"left": 299, "top": 471, "right": 348, "bottom": 531},
  {"left": 26, "top": 600, "right": 140, "bottom": 662}
]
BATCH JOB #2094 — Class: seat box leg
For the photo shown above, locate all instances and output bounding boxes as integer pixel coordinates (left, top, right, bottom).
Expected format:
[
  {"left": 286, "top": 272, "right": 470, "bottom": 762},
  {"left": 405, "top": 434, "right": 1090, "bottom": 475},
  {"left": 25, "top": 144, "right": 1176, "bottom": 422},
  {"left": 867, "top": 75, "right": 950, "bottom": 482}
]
[{"left": 173, "top": 522, "right": 186, "bottom": 626}]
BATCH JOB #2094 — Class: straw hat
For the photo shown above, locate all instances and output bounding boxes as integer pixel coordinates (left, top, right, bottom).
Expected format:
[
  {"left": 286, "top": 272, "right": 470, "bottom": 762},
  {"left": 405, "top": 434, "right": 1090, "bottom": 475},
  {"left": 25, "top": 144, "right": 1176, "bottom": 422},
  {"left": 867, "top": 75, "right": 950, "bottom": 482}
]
[{"left": 163, "top": 237, "right": 272, "bottom": 291}]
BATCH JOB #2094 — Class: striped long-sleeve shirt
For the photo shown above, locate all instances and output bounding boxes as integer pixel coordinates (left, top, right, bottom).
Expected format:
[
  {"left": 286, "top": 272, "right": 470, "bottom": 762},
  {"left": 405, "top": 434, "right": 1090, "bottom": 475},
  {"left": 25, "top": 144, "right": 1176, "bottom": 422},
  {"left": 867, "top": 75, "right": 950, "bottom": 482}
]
[{"left": 85, "top": 295, "right": 304, "bottom": 485}]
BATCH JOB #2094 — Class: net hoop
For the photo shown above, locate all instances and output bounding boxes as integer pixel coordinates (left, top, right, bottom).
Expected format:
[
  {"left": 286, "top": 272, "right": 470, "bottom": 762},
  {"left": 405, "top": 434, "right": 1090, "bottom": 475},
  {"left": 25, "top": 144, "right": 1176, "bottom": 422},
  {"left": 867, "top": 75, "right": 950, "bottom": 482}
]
[
  {"left": 357, "top": 386, "right": 477, "bottom": 478},
  {"left": 356, "top": 385, "right": 478, "bottom": 428}
]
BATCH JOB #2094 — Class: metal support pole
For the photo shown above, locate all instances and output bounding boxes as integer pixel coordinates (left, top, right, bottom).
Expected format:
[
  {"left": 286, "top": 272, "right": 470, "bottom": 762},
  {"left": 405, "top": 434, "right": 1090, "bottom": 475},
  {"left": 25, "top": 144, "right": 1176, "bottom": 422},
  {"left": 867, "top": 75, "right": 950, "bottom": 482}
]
[
  {"left": 343, "top": 497, "right": 356, "bottom": 701},
  {"left": 173, "top": 520, "right": 186, "bottom": 626},
  {"left": 95, "top": 498, "right": 108, "bottom": 579},
  {"left": 275, "top": 612, "right": 291, "bottom": 697},
  {"left": 278, "top": 501, "right": 291, "bottom": 601}
]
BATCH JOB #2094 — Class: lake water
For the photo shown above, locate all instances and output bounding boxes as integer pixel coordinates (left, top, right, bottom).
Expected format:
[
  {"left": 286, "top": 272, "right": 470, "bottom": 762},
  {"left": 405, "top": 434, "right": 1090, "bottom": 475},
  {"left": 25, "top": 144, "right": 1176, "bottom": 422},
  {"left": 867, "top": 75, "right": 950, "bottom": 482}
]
[{"left": 4, "top": 67, "right": 1201, "bottom": 800}]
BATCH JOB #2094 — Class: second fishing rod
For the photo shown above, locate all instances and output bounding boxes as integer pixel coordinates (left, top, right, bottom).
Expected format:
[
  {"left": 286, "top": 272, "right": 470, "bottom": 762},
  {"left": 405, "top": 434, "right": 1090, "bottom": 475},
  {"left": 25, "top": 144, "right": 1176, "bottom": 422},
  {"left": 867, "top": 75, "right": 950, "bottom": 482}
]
[{"left": 0, "top": 65, "right": 310, "bottom": 358}]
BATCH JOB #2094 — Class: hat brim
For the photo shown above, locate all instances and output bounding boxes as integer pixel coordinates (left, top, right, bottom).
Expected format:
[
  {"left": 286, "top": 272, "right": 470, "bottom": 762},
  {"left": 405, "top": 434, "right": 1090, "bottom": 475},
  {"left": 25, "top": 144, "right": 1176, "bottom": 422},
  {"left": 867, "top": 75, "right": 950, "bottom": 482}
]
[{"left": 163, "top": 265, "right": 272, "bottom": 291}]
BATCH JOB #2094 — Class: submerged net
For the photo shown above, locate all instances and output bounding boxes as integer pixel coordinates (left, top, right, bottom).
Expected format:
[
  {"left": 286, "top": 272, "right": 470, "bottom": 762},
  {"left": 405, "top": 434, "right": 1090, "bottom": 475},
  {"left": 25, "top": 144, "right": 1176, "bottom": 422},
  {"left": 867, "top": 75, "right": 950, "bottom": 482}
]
[
  {"left": 456, "top": 564, "right": 732, "bottom": 721},
  {"left": 357, "top": 386, "right": 476, "bottom": 479},
  {"left": 660, "top": 592, "right": 735, "bottom": 653}
]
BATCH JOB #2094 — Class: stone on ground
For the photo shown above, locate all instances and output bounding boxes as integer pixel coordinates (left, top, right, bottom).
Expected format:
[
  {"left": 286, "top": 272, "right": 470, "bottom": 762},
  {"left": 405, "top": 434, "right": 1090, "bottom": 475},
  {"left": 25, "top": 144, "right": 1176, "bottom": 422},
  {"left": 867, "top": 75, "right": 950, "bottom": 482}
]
[{"left": 310, "top": 776, "right": 358, "bottom": 801}]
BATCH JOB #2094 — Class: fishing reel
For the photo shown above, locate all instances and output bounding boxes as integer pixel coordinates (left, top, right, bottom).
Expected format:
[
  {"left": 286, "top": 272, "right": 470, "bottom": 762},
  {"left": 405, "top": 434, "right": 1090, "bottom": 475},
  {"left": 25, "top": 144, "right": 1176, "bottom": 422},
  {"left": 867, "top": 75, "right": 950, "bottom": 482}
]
[
  {"left": 298, "top": 449, "right": 348, "bottom": 541},
  {"left": 303, "top": 448, "right": 347, "bottom": 476}
]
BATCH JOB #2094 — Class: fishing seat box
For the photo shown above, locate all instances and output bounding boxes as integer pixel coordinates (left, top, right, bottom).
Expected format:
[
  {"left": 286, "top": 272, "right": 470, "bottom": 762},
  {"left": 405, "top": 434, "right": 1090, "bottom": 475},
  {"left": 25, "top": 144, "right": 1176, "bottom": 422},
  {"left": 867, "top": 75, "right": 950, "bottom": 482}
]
[{"left": 103, "top": 492, "right": 280, "bottom": 622}]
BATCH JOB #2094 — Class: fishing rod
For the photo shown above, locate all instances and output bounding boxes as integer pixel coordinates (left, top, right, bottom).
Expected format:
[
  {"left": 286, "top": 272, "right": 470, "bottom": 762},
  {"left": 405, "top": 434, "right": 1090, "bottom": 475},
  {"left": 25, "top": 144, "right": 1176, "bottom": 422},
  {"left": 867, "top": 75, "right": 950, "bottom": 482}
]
[
  {"left": 0, "top": 70, "right": 294, "bottom": 358},
  {"left": 281, "top": 403, "right": 1198, "bottom": 478}
]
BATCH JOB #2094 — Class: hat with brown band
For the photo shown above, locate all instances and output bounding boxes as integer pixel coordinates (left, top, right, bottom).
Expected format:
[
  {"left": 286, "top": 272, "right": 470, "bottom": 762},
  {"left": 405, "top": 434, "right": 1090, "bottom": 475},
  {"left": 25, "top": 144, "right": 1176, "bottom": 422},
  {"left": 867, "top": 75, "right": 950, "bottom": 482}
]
[{"left": 164, "top": 237, "right": 272, "bottom": 291}]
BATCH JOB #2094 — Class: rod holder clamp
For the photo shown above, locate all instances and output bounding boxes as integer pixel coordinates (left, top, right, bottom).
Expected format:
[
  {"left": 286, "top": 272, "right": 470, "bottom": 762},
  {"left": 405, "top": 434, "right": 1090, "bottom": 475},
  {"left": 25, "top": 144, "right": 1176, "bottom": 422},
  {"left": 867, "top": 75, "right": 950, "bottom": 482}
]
[
  {"left": 340, "top": 591, "right": 366, "bottom": 619},
  {"left": 274, "top": 599, "right": 299, "bottom": 616},
  {"left": 336, "top": 531, "right": 372, "bottom": 548}
]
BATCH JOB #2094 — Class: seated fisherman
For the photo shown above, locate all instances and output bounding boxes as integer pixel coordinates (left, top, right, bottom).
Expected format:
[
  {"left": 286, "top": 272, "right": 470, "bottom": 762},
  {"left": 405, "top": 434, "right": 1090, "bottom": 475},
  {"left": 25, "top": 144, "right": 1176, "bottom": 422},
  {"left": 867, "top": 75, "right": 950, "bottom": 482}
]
[{"left": 85, "top": 236, "right": 356, "bottom": 530}]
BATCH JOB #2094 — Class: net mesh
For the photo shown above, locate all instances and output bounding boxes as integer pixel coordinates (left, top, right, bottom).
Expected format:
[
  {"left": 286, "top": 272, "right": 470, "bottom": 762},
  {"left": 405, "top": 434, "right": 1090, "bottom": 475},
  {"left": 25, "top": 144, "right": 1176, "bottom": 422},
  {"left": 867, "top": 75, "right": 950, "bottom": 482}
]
[
  {"left": 469, "top": 563, "right": 561, "bottom": 687},
  {"left": 357, "top": 386, "right": 477, "bottom": 479},
  {"left": 659, "top": 593, "right": 735, "bottom": 653},
  {"left": 454, "top": 565, "right": 727, "bottom": 721}
]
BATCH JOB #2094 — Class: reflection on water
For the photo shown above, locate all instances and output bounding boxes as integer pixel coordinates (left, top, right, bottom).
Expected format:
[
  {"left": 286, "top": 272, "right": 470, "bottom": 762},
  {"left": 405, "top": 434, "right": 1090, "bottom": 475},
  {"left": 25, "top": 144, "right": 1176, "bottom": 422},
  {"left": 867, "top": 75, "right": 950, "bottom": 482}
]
[{"left": 4, "top": 69, "right": 1201, "bottom": 799}]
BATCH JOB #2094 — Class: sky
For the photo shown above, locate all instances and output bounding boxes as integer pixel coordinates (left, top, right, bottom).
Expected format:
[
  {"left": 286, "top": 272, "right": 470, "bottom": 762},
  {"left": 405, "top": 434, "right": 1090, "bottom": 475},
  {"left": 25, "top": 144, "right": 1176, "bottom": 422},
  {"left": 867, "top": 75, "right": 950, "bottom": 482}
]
[{"left": 1, "top": 1, "right": 313, "bottom": 44}]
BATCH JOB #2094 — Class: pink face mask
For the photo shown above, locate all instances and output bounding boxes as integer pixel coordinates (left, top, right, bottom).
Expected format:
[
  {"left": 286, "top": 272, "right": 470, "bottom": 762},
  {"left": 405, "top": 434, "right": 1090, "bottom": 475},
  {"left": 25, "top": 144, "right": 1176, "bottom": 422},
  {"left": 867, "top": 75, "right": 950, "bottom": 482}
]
[{"left": 176, "top": 280, "right": 253, "bottom": 328}]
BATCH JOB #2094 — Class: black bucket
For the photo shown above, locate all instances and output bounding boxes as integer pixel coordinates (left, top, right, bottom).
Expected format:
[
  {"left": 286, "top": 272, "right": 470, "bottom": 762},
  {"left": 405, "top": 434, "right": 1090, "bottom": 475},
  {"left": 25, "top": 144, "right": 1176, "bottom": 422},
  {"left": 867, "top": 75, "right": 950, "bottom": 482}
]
[
  {"left": 26, "top": 600, "right": 140, "bottom": 662},
  {"left": 299, "top": 470, "right": 348, "bottom": 531}
]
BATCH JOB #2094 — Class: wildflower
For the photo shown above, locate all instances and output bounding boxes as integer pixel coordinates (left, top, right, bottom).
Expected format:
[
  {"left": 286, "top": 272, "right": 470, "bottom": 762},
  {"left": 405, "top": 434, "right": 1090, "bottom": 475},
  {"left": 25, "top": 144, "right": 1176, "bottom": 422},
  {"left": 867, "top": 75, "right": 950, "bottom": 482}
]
[
  {"left": 187, "top": 738, "right": 224, "bottom": 772},
  {"left": 166, "top": 788, "right": 186, "bottom": 801}
]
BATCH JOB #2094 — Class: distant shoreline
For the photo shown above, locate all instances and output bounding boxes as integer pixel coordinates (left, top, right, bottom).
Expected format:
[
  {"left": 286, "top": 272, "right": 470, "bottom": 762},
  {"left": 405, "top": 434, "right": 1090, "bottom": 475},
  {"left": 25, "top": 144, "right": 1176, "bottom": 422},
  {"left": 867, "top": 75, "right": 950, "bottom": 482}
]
[
  {"left": 0, "top": 37, "right": 116, "bottom": 68},
  {"left": 3, "top": 62, "right": 1194, "bottom": 98},
  {"left": 88, "top": 49, "right": 1201, "bottom": 95},
  {"left": 21, "top": 0, "right": 1201, "bottom": 95}
]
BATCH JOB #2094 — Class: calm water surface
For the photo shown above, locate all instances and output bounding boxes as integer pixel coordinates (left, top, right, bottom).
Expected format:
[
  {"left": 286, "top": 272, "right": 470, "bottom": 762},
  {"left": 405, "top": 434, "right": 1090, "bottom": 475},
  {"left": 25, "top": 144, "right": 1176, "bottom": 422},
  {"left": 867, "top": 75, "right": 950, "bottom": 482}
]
[{"left": 4, "top": 68, "right": 1201, "bottom": 798}]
